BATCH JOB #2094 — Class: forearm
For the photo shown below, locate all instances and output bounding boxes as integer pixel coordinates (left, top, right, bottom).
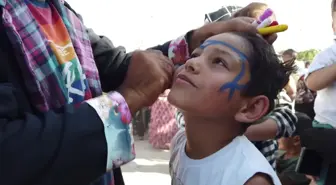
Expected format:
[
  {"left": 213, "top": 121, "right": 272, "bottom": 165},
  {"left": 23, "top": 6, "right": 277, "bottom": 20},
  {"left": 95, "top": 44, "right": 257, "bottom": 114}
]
[
  {"left": 245, "top": 118, "right": 278, "bottom": 141},
  {"left": 285, "top": 76, "right": 296, "bottom": 100},
  {"left": 149, "top": 41, "right": 171, "bottom": 57},
  {"left": 306, "top": 63, "right": 336, "bottom": 91},
  {"left": 0, "top": 89, "right": 133, "bottom": 185},
  {"left": 245, "top": 106, "right": 297, "bottom": 141}
]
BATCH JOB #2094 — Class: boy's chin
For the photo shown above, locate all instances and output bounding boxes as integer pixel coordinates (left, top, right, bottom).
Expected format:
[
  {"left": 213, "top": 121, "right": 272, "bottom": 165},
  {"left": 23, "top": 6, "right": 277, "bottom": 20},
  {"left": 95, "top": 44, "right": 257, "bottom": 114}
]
[{"left": 167, "top": 89, "right": 189, "bottom": 111}]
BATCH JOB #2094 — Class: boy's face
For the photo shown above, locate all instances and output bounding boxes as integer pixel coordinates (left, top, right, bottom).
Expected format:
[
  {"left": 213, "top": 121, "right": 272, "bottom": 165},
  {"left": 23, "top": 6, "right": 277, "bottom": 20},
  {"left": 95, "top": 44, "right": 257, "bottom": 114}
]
[
  {"left": 278, "top": 136, "right": 300, "bottom": 151},
  {"left": 282, "top": 54, "right": 292, "bottom": 63},
  {"left": 168, "top": 33, "right": 269, "bottom": 123}
]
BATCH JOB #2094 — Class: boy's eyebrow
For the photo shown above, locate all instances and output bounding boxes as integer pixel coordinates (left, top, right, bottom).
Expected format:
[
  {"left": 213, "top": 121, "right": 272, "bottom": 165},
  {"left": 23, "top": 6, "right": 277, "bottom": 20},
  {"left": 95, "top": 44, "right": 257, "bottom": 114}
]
[
  {"left": 211, "top": 47, "right": 236, "bottom": 59},
  {"left": 200, "top": 40, "right": 248, "bottom": 61}
]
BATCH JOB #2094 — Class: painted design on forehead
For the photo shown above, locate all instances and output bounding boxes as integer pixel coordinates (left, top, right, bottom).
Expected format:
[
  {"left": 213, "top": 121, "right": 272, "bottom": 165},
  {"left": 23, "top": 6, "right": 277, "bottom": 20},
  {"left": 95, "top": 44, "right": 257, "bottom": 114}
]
[{"left": 200, "top": 40, "right": 249, "bottom": 100}]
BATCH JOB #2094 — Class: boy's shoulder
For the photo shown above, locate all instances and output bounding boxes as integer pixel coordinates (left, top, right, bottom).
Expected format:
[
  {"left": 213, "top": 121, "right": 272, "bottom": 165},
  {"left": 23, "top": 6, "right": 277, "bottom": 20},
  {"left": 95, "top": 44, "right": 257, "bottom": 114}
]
[{"left": 169, "top": 134, "right": 280, "bottom": 185}]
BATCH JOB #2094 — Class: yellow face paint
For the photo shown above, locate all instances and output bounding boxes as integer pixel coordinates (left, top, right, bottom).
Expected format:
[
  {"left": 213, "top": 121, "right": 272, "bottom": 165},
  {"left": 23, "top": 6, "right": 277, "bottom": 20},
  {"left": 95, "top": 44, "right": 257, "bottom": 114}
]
[{"left": 258, "top": 24, "right": 288, "bottom": 35}]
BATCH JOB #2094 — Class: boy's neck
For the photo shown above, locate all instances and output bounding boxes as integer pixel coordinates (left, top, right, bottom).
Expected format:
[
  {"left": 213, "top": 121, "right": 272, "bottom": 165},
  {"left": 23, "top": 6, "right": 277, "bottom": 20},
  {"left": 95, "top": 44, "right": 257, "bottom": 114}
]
[{"left": 183, "top": 112, "right": 241, "bottom": 159}]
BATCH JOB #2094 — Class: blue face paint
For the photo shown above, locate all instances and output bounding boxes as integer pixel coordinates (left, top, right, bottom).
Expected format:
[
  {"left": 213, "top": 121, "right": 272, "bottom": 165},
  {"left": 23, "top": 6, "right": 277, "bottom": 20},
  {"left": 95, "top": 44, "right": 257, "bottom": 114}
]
[{"left": 200, "top": 40, "right": 249, "bottom": 100}]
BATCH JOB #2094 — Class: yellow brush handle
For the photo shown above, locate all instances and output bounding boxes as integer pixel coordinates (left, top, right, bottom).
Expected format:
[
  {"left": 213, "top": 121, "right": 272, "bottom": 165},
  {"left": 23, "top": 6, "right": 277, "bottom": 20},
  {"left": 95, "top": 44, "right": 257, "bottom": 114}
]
[{"left": 258, "top": 24, "right": 288, "bottom": 35}]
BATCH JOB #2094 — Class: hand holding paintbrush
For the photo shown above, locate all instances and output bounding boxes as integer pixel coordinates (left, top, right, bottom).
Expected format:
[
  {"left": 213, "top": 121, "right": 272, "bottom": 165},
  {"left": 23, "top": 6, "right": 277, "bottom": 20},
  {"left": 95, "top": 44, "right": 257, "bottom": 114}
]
[{"left": 253, "top": 8, "right": 288, "bottom": 36}]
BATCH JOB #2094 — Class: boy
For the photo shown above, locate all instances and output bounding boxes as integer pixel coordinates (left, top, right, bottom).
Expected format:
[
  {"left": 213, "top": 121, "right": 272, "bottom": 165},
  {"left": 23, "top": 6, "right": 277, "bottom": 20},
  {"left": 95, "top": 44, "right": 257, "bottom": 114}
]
[
  {"left": 276, "top": 113, "right": 311, "bottom": 185},
  {"left": 176, "top": 2, "right": 297, "bottom": 170},
  {"left": 168, "top": 32, "right": 295, "bottom": 185}
]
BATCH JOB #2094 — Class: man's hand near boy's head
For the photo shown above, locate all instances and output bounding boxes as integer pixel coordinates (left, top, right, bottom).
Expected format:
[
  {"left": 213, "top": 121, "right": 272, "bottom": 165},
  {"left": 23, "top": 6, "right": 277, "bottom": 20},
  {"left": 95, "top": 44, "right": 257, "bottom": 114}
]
[{"left": 189, "top": 17, "right": 277, "bottom": 53}]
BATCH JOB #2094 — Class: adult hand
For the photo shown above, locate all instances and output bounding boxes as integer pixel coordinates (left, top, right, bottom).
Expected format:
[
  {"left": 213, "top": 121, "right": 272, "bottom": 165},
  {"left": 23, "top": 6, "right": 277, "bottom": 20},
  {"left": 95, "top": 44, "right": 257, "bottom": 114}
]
[
  {"left": 118, "top": 50, "right": 174, "bottom": 115},
  {"left": 189, "top": 17, "right": 277, "bottom": 51}
]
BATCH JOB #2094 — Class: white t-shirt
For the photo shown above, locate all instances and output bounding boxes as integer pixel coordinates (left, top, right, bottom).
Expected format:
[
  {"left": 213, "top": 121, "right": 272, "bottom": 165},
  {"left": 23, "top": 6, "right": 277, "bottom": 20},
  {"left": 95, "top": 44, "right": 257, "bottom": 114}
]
[
  {"left": 169, "top": 130, "right": 281, "bottom": 185},
  {"left": 307, "top": 43, "right": 336, "bottom": 127}
]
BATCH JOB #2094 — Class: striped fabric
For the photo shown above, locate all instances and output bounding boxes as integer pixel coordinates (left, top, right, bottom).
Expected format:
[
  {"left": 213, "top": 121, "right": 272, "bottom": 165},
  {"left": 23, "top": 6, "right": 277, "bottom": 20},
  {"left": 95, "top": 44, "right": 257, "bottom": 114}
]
[
  {"left": 0, "top": 0, "right": 102, "bottom": 112},
  {"left": 204, "top": 5, "right": 242, "bottom": 23}
]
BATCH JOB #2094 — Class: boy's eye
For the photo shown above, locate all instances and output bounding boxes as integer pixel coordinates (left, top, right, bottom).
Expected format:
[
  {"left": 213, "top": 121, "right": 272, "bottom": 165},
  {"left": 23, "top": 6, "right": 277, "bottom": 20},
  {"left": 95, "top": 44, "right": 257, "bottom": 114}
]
[
  {"left": 190, "top": 53, "right": 200, "bottom": 58},
  {"left": 213, "top": 58, "right": 228, "bottom": 68}
]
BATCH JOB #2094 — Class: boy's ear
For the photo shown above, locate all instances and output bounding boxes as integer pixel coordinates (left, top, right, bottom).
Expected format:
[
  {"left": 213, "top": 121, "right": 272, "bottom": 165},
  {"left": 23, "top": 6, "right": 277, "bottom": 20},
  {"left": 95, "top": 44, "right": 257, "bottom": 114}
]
[
  {"left": 234, "top": 95, "right": 269, "bottom": 123},
  {"left": 293, "top": 136, "right": 301, "bottom": 146}
]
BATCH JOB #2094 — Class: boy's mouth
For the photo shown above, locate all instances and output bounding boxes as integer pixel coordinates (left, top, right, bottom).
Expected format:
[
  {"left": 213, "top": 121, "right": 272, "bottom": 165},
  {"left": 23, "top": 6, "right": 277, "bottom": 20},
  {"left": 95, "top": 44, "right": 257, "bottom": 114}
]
[{"left": 176, "top": 74, "right": 197, "bottom": 87}]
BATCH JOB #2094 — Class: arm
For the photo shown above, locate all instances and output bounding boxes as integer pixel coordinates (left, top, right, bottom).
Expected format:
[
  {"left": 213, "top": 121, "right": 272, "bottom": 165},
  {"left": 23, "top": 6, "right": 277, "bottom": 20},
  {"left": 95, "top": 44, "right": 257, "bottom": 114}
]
[
  {"left": 88, "top": 28, "right": 190, "bottom": 91},
  {"left": 245, "top": 105, "right": 297, "bottom": 141},
  {"left": 0, "top": 84, "right": 133, "bottom": 185},
  {"left": 244, "top": 173, "right": 273, "bottom": 185},
  {"left": 284, "top": 76, "right": 296, "bottom": 100},
  {"left": 245, "top": 119, "right": 278, "bottom": 141},
  {"left": 306, "top": 63, "right": 336, "bottom": 91},
  {"left": 305, "top": 46, "right": 336, "bottom": 91},
  {"left": 65, "top": 0, "right": 192, "bottom": 91}
]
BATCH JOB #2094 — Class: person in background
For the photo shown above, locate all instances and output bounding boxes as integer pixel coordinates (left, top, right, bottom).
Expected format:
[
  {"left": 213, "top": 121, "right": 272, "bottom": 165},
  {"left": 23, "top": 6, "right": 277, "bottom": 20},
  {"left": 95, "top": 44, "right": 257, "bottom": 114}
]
[
  {"left": 300, "top": 1, "right": 336, "bottom": 184},
  {"left": 281, "top": 49, "right": 298, "bottom": 101},
  {"left": 305, "top": 62, "right": 310, "bottom": 69},
  {"left": 0, "top": 1, "right": 265, "bottom": 185},
  {"left": 276, "top": 113, "right": 311, "bottom": 185},
  {"left": 282, "top": 49, "right": 298, "bottom": 64},
  {"left": 149, "top": 89, "right": 179, "bottom": 149},
  {"left": 176, "top": 2, "right": 297, "bottom": 169},
  {"left": 295, "top": 74, "right": 316, "bottom": 120}
]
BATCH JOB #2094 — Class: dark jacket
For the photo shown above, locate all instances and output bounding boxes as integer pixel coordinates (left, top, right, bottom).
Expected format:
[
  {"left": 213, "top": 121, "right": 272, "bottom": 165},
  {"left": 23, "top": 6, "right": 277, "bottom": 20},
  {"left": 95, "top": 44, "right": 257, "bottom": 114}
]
[
  {"left": 0, "top": 2, "right": 172, "bottom": 185},
  {"left": 300, "top": 128, "right": 336, "bottom": 185}
]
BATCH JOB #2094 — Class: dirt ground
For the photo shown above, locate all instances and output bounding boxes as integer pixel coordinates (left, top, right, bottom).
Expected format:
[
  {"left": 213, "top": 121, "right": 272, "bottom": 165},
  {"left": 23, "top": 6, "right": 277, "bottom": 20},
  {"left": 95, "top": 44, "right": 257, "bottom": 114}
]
[{"left": 122, "top": 139, "right": 171, "bottom": 185}]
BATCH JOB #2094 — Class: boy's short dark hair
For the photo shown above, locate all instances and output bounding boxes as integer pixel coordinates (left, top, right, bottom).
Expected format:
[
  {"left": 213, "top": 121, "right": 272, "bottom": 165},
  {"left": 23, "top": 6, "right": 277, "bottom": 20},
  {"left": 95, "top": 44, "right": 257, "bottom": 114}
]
[{"left": 233, "top": 32, "right": 296, "bottom": 112}]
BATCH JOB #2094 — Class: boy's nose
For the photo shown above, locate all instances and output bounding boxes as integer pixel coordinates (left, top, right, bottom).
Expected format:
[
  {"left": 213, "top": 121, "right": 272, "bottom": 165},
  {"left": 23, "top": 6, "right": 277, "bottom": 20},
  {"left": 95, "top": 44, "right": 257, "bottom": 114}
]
[{"left": 184, "top": 58, "right": 201, "bottom": 74}]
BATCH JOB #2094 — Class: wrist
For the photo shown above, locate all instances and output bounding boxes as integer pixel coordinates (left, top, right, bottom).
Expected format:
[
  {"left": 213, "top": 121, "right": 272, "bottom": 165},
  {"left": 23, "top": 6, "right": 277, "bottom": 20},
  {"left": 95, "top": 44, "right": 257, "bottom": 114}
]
[
  {"left": 186, "top": 30, "right": 197, "bottom": 52},
  {"left": 117, "top": 88, "right": 139, "bottom": 116}
]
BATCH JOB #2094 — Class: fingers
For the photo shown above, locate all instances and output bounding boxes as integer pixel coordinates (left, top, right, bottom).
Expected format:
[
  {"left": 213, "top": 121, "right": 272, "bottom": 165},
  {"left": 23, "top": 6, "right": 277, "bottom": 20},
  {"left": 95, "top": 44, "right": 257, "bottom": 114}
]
[
  {"left": 238, "top": 17, "right": 256, "bottom": 23},
  {"left": 160, "top": 59, "right": 174, "bottom": 91},
  {"left": 264, "top": 33, "right": 278, "bottom": 44},
  {"left": 147, "top": 50, "right": 175, "bottom": 92},
  {"left": 215, "top": 17, "right": 257, "bottom": 34},
  {"left": 146, "top": 49, "right": 163, "bottom": 55}
]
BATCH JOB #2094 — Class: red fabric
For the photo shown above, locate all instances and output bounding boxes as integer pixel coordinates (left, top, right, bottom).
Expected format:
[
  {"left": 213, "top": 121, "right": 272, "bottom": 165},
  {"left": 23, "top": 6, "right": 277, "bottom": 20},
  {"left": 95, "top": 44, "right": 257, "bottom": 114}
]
[{"left": 149, "top": 98, "right": 178, "bottom": 149}]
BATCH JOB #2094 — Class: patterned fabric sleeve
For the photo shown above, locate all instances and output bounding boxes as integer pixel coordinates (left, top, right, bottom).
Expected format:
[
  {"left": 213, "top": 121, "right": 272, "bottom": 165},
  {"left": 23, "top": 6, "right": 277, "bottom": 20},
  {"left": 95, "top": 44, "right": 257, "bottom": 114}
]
[
  {"left": 268, "top": 105, "right": 298, "bottom": 139},
  {"left": 168, "top": 34, "right": 191, "bottom": 65},
  {"left": 86, "top": 92, "right": 135, "bottom": 171}
]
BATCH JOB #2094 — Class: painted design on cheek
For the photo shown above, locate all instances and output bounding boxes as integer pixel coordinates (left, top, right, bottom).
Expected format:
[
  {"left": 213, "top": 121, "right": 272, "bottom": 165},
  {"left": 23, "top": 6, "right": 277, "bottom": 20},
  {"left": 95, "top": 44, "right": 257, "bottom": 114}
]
[{"left": 200, "top": 40, "right": 249, "bottom": 100}]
